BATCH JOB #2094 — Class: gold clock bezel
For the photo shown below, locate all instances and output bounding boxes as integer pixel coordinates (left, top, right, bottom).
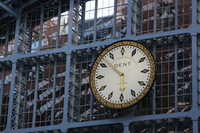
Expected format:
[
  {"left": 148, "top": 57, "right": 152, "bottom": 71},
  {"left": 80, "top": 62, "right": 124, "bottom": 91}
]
[{"left": 89, "top": 40, "right": 156, "bottom": 109}]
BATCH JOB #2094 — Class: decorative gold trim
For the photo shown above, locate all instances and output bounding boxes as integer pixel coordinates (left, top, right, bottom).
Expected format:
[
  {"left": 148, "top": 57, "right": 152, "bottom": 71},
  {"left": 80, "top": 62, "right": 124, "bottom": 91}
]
[{"left": 89, "top": 40, "right": 156, "bottom": 109}]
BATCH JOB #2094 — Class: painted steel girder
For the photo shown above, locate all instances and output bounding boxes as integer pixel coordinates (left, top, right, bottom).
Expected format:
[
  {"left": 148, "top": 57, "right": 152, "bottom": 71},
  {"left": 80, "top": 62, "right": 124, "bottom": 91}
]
[{"left": 0, "top": 1, "right": 17, "bottom": 18}]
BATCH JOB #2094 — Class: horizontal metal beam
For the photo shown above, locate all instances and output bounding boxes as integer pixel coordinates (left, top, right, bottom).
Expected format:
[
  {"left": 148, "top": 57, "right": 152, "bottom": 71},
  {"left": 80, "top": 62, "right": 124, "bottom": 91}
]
[{"left": 0, "top": 1, "right": 17, "bottom": 17}]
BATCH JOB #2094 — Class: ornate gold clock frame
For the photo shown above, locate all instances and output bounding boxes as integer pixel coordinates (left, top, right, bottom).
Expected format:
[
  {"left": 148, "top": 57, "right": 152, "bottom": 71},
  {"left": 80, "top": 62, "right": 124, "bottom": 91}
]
[{"left": 90, "top": 40, "right": 156, "bottom": 109}]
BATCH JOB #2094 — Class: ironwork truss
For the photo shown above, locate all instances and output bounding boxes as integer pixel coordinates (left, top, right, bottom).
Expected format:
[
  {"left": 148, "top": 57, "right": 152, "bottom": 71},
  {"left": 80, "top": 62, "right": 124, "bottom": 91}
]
[{"left": 0, "top": 0, "right": 199, "bottom": 133}]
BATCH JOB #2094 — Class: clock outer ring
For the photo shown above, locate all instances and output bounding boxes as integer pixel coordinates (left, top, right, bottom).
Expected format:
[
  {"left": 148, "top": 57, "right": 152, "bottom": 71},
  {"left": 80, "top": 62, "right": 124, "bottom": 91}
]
[{"left": 89, "top": 40, "right": 156, "bottom": 109}]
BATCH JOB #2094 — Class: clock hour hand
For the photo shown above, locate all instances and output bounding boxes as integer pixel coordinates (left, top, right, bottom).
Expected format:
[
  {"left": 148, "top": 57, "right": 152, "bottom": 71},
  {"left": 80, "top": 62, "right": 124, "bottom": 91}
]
[
  {"left": 103, "top": 58, "right": 125, "bottom": 91},
  {"left": 120, "top": 73, "right": 125, "bottom": 91}
]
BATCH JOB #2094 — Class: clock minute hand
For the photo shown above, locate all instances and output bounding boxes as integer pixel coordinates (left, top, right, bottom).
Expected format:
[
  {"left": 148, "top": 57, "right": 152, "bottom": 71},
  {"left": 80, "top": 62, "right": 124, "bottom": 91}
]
[
  {"left": 103, "top": 58, "right": 125, "bottom": 91},
  {"left": 103, "top": 58, "right": 122, "bottom": 75}
]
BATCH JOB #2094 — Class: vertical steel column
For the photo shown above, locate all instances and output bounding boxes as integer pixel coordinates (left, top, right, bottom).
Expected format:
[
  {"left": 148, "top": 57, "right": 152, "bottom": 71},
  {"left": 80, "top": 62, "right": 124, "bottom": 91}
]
[
  {"left": 0, "top": 65, "right": 5, "bottom": 118},
  {"left": 197, "top": 0, "right": 200, "bottom": 25},
  {"left": 62, "top": 54, "right": 71, "bottom": 123},
  {"left": 112, "top": 0, "right": 117, "bottom": 38},
  {"left": 55, "top": 0, "right": 61, "bottom": 48},
  {"left": 14, "top": 7, "right": 28, "bottom": 128},
  {"left": 191, "top": 0, "right": 198, "bottom": 111},
  {"left": 64, "top": 0, "right": 79, "bottom": 123},
  {"left": 123, "top": 124, "right": 129, "bottom": 133},
  {"left": 192, "top": 119, "right": 198, "bottom": 133},
  {"left": 76, "top": 57, "right": 82, "bottom": 121},
  {"left": 13, "top": 10, "right": 20, "bottom": 55},
  {"left": 14, "top": 64, "right": 23, "bottom": 129},
  {"left": 132, "top": 0, "right": 142, "bottom": 35},
  {"left": 89, "top": 86, "right": 94, "bottom": 120},
  {"left": 38, "top": 2, "right": 44, "bottom": 51},
  {"left": 32, "top": 58, "right": 40, "bottom": 127},
  {"left": 14, "top": 6, "right": 29, "bottom": 127},
  {"left": 21, "top": 65, "right": 29, "bottom": 129},
  {"left": 191, "top": 0, "right": 199, "bottom": 131},
  {"left": 191, "top": 1, "right": 198, "bottom": 132},
  {"left": 126, "top": 0, "right": 132, "bottom": 36},
  {"left": 174, "top": 38, "right": 178, "bottom": 112},
  {"left": 4, "top": 20, "right": 9, "bottom": 56},
  {"left": 191, "top": 0, "right": 197, "bottom": 26},
  {"left": 131, "top": 0, "right": 137, "bottom": 36},
  {"left": 6, "top": 7, "right": 20, "bottom": 130},
  {"left": 28, "top": 21, "right": 33, "bottom": 53},
  {"left": 51, "top": 56, "right": 58, "bottom": 125},
  {"left": 174, "top": 119, "right": 178, "bottom": 133},
  {"left": 137, "top": 0, "right": 142, "bottom": 35},
  {"left": 191, "top": 34, "right": 198, "bottom": 133},
  {"left": 89, "top": 51, "right": 96, "bottom": 120},
  {"left": 63, "top": 0, "right": 74, "bottom": 123},
  {"left": 197, "top": 0, "right": 200, "bottom": 110},
  {"left": 152, "top": 41, "right": 156, "bottom": 115},
  {"left": 153, "top": 0, "right": 157, "bottom": 32},
  {"left": 68, "top": 54, "right": 78, "bottom": 122},
  {"left": 21, "top": 12, "right": 28, "bottom": 53},
  {"left": 198, "top": 34, "right": 200, "bottom": 108},
  {"left": 73, "top": 0, "right": 80, "bottom": 45},
  {"left": 80, "top": 1, "right": 85, "bottom": 44},
  {"left": 174, "top": 37, "right": 178, "bottom": 132},
  {"left": 174, "top": 0, "right": 178, "bottom": 30},
  {"left": 67, "top": 0, "right": 74, "bottom": 46},
  {"left": 6, "top": 62, "right": 16, "bottom": 131},
  {"left": 93, "top": 0, "right": 98, "bottom": 42},
  {"left": 151, "top": 121, "right": 155, "bottom": 133}
]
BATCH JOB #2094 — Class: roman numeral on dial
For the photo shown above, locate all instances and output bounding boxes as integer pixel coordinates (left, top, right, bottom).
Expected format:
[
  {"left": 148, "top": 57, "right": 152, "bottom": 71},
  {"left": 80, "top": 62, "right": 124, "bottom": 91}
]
[
  {"left": 96, "top": 75, "right": 104, "bottom": 79},
  {"left": 99, "top": 85, "right": 106, "bottom": 91}
]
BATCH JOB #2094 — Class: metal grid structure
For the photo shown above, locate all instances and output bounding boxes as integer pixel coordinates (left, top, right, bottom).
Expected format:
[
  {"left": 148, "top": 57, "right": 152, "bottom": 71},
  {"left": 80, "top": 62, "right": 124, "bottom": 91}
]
[{"left": 0, "top": 0, "right": 199, "bottom": 132}]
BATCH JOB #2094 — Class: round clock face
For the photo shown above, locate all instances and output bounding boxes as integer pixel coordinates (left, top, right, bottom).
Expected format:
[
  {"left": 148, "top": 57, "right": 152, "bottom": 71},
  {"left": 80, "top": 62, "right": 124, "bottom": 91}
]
[{"left": 90, "top": 40, "right": 156, "bottom": 109}]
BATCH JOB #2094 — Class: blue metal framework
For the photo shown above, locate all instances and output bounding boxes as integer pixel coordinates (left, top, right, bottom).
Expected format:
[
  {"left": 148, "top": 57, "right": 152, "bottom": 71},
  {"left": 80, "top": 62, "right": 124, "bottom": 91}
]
[{"left": 0, "top": 0, "right": 199, "bottom": 132}]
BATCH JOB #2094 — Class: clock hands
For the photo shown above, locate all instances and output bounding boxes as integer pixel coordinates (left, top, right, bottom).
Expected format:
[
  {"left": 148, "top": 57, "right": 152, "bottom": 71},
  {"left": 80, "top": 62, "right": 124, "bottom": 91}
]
[
  {"left": 120, "top": 73, "right": 125, "bottom": 91},
  {"left": 103, "top": 58, "right": 121, "bottom": 74},
  {"left": 103, "top": 58, "right": 125, "bottom": 91}
]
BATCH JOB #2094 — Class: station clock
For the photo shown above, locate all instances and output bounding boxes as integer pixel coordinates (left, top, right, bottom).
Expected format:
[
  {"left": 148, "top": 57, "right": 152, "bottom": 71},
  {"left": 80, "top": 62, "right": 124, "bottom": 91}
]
[{"left": 90, "top": 40, "right": 156, "bottom": 109}]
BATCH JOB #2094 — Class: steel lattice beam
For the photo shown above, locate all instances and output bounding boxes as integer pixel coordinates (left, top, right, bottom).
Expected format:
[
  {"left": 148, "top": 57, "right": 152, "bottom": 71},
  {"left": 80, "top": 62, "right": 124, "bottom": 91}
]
[{"left": 0, "top": 1, "right": 17, "bottom": 17}]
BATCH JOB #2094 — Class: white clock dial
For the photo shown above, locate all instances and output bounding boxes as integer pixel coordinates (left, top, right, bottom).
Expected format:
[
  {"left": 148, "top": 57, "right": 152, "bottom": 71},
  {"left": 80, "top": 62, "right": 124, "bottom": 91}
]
[{"left": 90, "top": 40, "right": 156, "bottom": 109}]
